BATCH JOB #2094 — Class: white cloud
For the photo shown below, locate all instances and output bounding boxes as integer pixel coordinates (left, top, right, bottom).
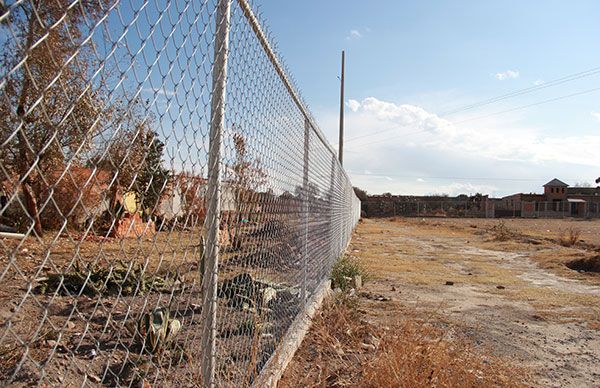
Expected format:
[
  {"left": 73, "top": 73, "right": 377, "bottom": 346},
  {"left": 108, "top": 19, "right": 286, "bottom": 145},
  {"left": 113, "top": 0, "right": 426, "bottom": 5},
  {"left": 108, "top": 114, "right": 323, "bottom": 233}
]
[
  {"left": 350, "top": 30, "right": 362, "bottom": 38},
  {"left": 534, "top": 79, "right": 545, "bottom": 86},
  {"left": 346, "top": 28, "right": 370, "bottom": 40},
  {"left": 142, "top": 87, "right": 176, "bottom": 97},
  {"left": 330, "top": 96, "right": 600, "bottom": 196},
  {"left": 431, "top": 182, "right": 499, "bottom": 196},
  {"left": 347, "top": 99, "right": 361, "bottom": 112},
  {"left": 495, "top": 70, "right": 520, "bottom": 80},
  {"left": 592, "top": 111, "right": 600, "bottom": 122},
  {"left": 349, "top": 96, "right": 600, "bottom": 166},
  {"left": 348, "top": 97, "right": 449, "bottom": 131}
]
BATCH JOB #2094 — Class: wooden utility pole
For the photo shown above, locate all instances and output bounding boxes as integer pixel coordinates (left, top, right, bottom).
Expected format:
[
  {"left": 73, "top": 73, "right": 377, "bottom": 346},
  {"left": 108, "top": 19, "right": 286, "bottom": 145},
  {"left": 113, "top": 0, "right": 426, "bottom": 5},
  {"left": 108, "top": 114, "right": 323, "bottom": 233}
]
[{"left": 338, "top": 50, "right": 345, "bottom": 166}]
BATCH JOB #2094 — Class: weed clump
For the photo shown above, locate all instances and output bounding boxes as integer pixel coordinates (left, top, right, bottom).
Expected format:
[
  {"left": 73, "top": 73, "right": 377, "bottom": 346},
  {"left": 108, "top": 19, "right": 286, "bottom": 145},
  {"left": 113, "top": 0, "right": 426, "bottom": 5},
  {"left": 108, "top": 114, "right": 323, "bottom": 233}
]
[
  {"left": 331, "top": 254, "right": 363, "bottom": 291},
  {"left": 488, "top": 221, "right": 515, "bottom": 242},
  {"left": 559, "top": 228, "right": 581, "bottom": 247}
]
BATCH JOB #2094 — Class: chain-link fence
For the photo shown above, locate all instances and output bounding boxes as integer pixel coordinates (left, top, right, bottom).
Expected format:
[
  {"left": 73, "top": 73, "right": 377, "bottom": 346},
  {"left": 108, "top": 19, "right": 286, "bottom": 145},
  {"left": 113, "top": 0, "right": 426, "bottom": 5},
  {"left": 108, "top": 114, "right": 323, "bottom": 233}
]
[{"left": 0, "top": 0, "right": 360, "bottom": 386}]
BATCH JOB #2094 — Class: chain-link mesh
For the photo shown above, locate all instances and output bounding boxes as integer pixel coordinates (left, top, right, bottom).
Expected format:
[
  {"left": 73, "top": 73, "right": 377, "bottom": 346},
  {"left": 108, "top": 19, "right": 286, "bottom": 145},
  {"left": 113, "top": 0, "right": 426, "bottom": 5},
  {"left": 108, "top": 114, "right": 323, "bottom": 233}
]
[{"left": 0, "top": 0, "right": 360, "bottom": 386}]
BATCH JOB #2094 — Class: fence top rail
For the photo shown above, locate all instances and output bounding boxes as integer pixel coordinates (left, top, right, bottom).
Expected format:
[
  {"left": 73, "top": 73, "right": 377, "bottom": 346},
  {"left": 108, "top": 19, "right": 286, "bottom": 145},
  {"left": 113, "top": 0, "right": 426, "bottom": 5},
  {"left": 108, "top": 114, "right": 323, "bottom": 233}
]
[{"left": 235, "top": 0, "right": 342, "bottom": 164}]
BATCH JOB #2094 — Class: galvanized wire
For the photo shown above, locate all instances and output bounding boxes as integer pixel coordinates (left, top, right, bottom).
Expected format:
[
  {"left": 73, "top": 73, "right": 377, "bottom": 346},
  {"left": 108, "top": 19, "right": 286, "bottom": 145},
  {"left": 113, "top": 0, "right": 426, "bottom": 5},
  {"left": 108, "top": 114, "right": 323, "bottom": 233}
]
[{"left": 0, "top": 0, "right": 360, "bottom": 386}]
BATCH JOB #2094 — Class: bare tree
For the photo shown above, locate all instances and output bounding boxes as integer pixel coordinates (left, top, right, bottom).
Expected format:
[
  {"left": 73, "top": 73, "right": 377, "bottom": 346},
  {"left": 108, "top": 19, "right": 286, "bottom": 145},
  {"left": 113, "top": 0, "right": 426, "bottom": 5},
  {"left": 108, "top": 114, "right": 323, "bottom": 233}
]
[
  {"left": 0, "top": 1, "right": 110, "bottom": 235},
  {"left": 90, "top": 101, "right": 166, "bottom": 226},
  {"left": 228, "top": 132, "right": 267, "bottom": 243}
]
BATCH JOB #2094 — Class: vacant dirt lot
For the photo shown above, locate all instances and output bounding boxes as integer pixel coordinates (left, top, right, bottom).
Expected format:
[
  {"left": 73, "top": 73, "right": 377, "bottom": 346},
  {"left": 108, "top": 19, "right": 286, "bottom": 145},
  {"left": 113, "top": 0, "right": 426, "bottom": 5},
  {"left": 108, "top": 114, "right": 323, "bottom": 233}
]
[{"left": 281, "top": 217, "right": 600, "bottom": 387}]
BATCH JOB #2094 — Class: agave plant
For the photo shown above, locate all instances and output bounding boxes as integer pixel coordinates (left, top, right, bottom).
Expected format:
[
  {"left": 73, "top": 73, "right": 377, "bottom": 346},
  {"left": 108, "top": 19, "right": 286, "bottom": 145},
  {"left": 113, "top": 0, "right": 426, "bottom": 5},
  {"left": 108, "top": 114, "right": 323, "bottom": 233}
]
[{"left": 137, "top": 307, "right": 181, "bottom": 354}]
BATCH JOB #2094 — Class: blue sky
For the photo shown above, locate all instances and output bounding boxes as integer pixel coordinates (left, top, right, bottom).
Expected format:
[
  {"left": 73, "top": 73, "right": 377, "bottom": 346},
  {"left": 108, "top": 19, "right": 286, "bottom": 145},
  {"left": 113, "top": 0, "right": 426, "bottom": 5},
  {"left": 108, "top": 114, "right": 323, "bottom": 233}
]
[{"left": 258, "top": 0, "right": 600, "bottom": 196}]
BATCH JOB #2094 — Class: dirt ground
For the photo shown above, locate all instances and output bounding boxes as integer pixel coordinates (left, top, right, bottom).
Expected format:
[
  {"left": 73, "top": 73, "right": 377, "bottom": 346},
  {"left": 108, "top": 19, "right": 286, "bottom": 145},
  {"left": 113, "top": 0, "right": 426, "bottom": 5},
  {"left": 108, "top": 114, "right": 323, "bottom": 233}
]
[
  {"left": 281, "top": 217, "right": 600, "bottom": 387},
  {"left": 0, "top": 219, "right": 307, "bottom": 386}
]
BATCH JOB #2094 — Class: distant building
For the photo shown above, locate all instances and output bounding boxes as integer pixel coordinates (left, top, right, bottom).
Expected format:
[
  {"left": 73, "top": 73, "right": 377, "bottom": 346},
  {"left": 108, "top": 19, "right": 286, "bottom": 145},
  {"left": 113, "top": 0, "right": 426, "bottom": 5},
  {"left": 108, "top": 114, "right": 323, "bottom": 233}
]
[
  {"left": 543, "top": 178, "right": 568, "bottom": 201},
  {"left": 499, "top": 178, "right": 600, "bottom": 218}
]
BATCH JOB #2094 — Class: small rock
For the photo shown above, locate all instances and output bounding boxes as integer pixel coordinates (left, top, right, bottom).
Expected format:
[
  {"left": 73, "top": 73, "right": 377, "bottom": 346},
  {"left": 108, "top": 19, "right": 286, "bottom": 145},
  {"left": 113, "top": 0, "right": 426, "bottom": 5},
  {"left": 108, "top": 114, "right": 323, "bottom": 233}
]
[
  {"left": 65, "top": 321, "right": 75, "bottom": 330},
  {"left": 467, "top": 273, "right": 472, "bottom": 276},
  {"left": 496, "top": 285, "right": 506, "bottom": 290},
  {"left": 262, "top": 287, "right": 277, "bottom": 306},
  {"left": 391, "top": 286, "right": 396, "bottom": 291},
  {"left": 445, "top": 281, "right": 454, "bottom": 286},
  {"left": 348, "top": 288, "right": 356, "bottom": 296},
  {"left": 87, "top": 374, "right": 101, "bottom": 383},
  {"left": 353, "top": 275, "right": 363, "bottom": 289}
]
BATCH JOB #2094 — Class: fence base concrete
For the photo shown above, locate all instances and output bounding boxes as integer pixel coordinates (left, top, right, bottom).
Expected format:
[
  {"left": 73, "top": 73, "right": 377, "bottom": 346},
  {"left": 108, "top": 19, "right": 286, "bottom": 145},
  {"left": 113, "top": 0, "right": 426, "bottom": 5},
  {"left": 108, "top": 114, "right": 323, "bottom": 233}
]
[{"left": 254, "top": 279, "right": 331, "bottom": 387}]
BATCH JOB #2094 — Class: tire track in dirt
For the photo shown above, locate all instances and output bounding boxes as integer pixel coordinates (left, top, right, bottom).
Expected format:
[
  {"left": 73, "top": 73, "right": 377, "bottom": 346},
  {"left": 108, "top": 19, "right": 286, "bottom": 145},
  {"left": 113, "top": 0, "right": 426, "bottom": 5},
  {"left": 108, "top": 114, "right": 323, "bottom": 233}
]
[{"left": 352, "top": 219, "right": 600, "bottom": 388}]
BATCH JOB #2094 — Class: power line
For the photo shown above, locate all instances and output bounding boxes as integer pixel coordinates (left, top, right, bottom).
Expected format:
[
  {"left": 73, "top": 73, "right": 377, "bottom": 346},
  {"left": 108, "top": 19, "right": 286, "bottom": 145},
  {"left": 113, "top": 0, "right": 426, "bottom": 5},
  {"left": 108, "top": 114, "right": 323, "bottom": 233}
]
[
  {"left": 342, "top": 65, "right": 600, "bottom": 147},
  {"left": 440, "top": 66, "right": 600, "bottom": 116},
  {"left": 345, "top": 85, "right": 600, "bottom": 150},
  {"left": 450, "top": 85, "right": 600, "bottom": 126},
  {"left": 347, "top": 171, "right": 592, "bottom": 183},
  {"left": 343, "top": 126, "right": 425, "bottom": 144}
]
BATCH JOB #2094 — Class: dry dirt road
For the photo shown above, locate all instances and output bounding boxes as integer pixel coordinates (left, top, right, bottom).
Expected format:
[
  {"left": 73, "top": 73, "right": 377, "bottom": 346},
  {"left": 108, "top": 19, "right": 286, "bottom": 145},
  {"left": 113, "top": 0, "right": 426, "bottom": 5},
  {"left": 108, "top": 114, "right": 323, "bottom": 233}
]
[{"left": 285, "top": 218, "right": 600, "bottom": 387}]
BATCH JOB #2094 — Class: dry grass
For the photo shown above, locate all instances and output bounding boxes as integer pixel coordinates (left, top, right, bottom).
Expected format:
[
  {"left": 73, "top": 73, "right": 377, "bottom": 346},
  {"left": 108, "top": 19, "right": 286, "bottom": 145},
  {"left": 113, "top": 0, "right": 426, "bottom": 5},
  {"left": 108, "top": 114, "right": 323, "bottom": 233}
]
[
  {"left": 559, "top": 228, "right": 581, "bottom": 247},
  {"left": 280, "top": 294, "right": 530, "bottom": 387},
  {"left": 362, "top": 322, "right": 528, "bottom": 388},
  {"left": 487, "top": 221, "right": 515, "bottom": 242}
]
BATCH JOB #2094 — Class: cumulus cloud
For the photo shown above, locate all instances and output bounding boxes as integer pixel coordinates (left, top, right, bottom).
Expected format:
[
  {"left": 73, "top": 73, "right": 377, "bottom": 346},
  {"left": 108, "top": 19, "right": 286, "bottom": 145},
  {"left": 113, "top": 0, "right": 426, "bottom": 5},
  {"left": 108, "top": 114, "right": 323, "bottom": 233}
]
[
  {"left": 347, "top": 99, "right": 361, "bottom": 112},
  {"left": 430, "top": 182, "right": 499, "bottom": 196},
  {"left": 495, "top": 70, "right": 520, "bottom": 80},
  {"left": 347, "top": 97, "right": 449, "bottom": 132},
  {"left": 592, "top": 111, "right": 600, "bottom": 122},
  {"left": 345, "top": 96, "right": 600, "bottom": 168},
  {"left": 329, "top": 96, "right": 600, "bottom": 196}
]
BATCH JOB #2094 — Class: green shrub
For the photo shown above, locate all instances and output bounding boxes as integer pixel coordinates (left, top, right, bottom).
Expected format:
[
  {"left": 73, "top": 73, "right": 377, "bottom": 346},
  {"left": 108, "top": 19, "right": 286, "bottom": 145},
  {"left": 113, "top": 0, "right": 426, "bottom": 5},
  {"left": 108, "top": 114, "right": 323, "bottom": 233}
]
[{"left": 331, "top": 255, "right": 363, "bottom": 291}]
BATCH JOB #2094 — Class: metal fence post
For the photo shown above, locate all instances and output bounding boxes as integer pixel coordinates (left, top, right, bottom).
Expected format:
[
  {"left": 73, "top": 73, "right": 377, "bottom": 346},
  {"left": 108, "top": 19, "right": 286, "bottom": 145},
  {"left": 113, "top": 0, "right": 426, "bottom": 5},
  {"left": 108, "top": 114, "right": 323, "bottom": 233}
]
[
  {"left": 201, "top": 0, "right": 231, "bottom": 386},
  {"left": 328, "top": 153, "right": 336, "bottom": 264},
  {"left": 301, "top": 118, "right": 310, "bottom": 303}
]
